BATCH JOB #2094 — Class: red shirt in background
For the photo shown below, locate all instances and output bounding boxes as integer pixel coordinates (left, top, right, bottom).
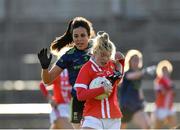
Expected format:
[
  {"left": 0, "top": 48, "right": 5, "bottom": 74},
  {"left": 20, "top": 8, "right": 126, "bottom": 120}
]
[{"left": 154, "top": 76, "right": 174, "bottom": 109}]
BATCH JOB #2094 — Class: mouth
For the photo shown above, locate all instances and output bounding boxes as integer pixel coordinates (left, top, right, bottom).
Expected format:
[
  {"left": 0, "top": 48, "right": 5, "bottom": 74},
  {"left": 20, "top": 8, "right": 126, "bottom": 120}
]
[{"left": 77, "top": 42, "right": 84, "bottom": 46}]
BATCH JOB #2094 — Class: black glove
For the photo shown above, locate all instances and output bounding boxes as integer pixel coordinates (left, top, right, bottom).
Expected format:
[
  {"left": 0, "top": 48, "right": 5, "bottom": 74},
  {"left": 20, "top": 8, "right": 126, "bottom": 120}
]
[
  {"left": 107, "top": 71, "right": 123, "bottom": 85},
  {"left": 37, "top": 48, "right": 52, "bottom": 69}
]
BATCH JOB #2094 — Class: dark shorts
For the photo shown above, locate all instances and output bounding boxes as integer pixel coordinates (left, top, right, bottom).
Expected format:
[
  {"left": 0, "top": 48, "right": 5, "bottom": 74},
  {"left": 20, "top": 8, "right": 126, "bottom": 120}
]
[
  {"left": 121, "top": 106, "right": 144, "bottom": 123},
  {"left": 70, "top": 96, "right": 85, "bottom": 123}
]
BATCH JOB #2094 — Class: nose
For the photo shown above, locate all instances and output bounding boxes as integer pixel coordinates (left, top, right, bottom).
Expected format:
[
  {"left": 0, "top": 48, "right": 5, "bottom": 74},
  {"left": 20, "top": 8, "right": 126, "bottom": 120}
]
[{"left": 77, "top": 36, "right": 83, "bottom": 41}]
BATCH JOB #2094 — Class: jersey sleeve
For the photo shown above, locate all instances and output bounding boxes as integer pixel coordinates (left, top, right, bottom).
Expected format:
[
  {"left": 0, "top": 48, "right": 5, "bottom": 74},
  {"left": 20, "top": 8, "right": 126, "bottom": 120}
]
[
  {"left": 76, "top": 87, "right": 105, "bottom": 101},
  {"left": 74, "top": 63, "right": 92, "bottom": 89},
  {"left": 74, "top": 63, "right": 106, "bottom": 101},
  {"left": 39, "top": 81, "right": 49, "bottom": 97},
  {"left": 159, "top": 77, "right": 171, "bottom": 90},
  {"left": 56, "top": 54, "right": 68, "bottom": 69}
]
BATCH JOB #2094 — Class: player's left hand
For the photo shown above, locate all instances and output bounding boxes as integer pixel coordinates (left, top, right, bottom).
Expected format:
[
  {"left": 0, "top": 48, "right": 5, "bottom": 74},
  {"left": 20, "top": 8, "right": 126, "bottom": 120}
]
[
  {"left": 37, "top": 48, "right": 52, "bottom": 69},
  {"left": 115, "top": 51, "right": 124, "bottom": 61},
  {"left": 143, "top": 65, "right": 156, "bottom": 76}
]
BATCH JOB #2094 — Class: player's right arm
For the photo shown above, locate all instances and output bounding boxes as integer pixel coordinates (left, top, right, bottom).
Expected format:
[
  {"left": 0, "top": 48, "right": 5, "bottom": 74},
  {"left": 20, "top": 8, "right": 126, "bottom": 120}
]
[
  {"left": 74, "top": 63, "right": 112, "bottom": 101},
  {"left": 41, "top": 65, "right": 63, "bottom": 85},
  {"left": 38, "top": 48, "right": 64, "bottom": 84}
]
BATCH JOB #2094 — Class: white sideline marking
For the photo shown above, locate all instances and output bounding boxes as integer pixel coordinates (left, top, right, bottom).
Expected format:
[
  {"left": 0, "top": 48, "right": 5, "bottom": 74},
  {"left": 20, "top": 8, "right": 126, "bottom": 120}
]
[
  {"left": 0, "top": 103, "right": 51, "bottom": 114},
  {"left": 0, "top": 103, "right": 180, "bottom": 114}
]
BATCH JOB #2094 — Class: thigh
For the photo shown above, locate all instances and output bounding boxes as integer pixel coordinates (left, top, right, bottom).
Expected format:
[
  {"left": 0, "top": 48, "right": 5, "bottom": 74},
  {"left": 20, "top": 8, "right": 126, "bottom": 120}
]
[
  {"left": 151, "top": 110, "right": 166, "bottom": 129},
  {"left": 71, "top": 97, "right": 85, "bottom": 123},
  {"left": 50, "top": 107, "right": 61, "bottom": 124},
  {"left": 155, "top": 108, "right": 169, "bottom": 120},
  {"left": 121, "top": 107, "right": 134, "bottom": 123},
  {"left": 166, "top": 109, "right": 177, "bottom": 127},
  {"left": 57, "top": 103, "right": 70, "bottom": 118},
  {"left": 132, "top": 110, "right": 151, "bottom": 129}
]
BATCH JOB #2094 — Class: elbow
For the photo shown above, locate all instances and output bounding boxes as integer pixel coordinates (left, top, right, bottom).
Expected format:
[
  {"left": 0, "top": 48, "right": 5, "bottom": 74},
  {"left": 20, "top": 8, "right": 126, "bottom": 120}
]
[
  {"left": 43, "top": 81, "right": 49, "bottom": 85},
  {"left": 43, "top": 80, "right": 52, "bottom": 85},
  {"left": 77, "top": 95, "right": 85, "bottom": 101},
  {"left": 76, "top": 88, "right": 86, "bottom": 101},
  {"left": 77, "top": 93, "right": 86, "bottom": 101},
  {"left": 42, "top": 79, "right": 49, "bottom": 84}
]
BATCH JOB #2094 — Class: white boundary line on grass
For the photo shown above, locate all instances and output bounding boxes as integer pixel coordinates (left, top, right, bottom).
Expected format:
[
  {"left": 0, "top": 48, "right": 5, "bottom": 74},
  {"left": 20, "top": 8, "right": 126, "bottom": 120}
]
[{"left": 0, "top": 103, "right": 180, "bottom": 114}]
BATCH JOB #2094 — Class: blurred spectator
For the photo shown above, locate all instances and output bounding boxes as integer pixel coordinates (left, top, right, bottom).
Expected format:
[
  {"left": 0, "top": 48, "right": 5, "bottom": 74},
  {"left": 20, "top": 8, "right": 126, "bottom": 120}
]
[
  {"left": 151, "top": 60, "right": 177, "bottom": 129},
  {"left": 118, "top": 49, "right": 154, "bottom": 129},
  {"left": 39, "top": 69, "right": 73, "bottom": 129}
]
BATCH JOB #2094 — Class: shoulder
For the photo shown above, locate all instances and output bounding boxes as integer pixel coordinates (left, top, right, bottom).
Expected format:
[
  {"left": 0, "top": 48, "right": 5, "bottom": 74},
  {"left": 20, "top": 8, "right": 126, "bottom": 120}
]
[
  {"left": 81, "top": 61, "right": 92, "bottom": 70},
  {"left": 66, "top": 47, "right": 76, "bottom": 55},
  {"left": 58, "top": 47, "right": 76, "bottom": 59}
]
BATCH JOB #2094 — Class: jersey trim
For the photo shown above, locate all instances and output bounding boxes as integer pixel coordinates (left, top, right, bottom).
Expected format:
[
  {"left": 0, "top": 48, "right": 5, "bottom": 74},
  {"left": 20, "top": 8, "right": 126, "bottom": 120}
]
[{"left": 74, "top": 83, "right": 88, "bottom": 89}]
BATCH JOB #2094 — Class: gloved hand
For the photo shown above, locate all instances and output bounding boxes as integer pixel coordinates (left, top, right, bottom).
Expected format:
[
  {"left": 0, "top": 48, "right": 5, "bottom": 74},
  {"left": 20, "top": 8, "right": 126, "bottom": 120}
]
[
  {"left": 142, "top": 65, "right": 156, "bottom": 76},
  {"left": 101, "top": 78, "right": 112, "bottom": 90},
  {"left": 37, "top": 48, "right": 52, "bottom": 69},
  {"left": 107, "top": 71, "right": 123, "bottom": 85}
]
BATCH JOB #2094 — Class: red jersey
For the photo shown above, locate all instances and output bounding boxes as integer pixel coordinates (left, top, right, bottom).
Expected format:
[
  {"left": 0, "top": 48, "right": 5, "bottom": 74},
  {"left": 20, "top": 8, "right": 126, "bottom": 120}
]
[
  {"left": 154, "top": 76, "right": 174, "bottom": 109},
  {"left": 74, "top": 58, "right": 124, "bottom": 118},
  {"left": 39, "top": 69, "right": 71, "bottom": 104},
  {"left": 52, "top": 69, "right": 72, "bottom": 103}
]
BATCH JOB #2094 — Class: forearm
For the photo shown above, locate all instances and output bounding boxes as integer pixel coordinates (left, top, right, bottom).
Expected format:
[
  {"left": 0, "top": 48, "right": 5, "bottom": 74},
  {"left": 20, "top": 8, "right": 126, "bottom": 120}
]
[
  {"left": 126, "top": 71, "right": 143, "bottom": 80},
  {"left": 76, "top": 87, "right": 105, "bottom": 101},
  {"left": 41, "top": 69, "right": 51, "bottom": 84}
]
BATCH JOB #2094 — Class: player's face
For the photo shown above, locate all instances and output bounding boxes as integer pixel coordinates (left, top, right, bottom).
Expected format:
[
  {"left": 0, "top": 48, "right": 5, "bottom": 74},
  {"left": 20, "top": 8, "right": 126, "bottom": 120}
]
[
  {"left": 130, "top": 55, "right": 139, "bottom": 70},
  {"left": 95, "top": 51, "right": 111, "bottom": 67},
  {"left": 162, "top": 66, "right": 170, "bottom": 76},
  {"left": 73, "top": 27, "right": 89, "bottom": 50}
]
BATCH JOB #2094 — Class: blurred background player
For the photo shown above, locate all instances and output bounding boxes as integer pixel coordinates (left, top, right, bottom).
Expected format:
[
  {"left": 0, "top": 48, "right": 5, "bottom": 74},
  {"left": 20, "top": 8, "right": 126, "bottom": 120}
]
[
  {"left": 74, "top": 31, "right": 125, "bottom": 129},
  {"left": 151, "top": 60, "right": 177, "bottom": 129},
  {"left": 118, "top": 49, "right": 156, "bottom": 129},
  {"left": 37, "top": 16, "right": 95, "bottom": 128},
  {"left": 39, "top": 69, "right": 73, "bottom": 129}
]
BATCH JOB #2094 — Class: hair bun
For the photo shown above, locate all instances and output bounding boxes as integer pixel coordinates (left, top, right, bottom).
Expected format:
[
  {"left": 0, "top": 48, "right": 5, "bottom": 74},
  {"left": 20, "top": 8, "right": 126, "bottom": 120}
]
[
  {"left": 97, "top": 31, "right": 105, "bottom": 36},
  {"left": 97, "top": 31, "right": 109, "bottom": 42}
]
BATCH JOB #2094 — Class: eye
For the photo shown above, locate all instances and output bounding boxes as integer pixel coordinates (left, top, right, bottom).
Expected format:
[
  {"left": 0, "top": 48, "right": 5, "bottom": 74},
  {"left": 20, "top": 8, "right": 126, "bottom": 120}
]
[
  {"left": 81, "top": 33, "right": 86, "bottom": 37},
  {"left": 74, "top": 34, "right": 78, "bottom": 38}
]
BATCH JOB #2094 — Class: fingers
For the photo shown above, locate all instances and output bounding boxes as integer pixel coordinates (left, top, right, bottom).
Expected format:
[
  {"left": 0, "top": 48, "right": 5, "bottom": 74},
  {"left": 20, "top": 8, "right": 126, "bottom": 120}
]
[
  {"left": 38, "top": 48, "right": 50, "bottom": 57},
  {"left": 48, "top": 53, "right": 52, "bottom": 61},
  {"left": 103, "top": 85, "right": 112, "bottom": 94},
  {"left": 37, "top": 48, "right": 52, "bottom": 69},
  {"left": 107, "top": 89, "right": 112, "bottom": 96},
  {"left": 44, "top": 48, "right": 47, "bottom": 55}
]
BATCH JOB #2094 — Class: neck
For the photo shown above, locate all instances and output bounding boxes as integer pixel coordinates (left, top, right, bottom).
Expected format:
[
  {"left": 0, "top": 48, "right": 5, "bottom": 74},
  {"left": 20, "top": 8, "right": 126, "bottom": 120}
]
[{"left": 91, "top": 56, "right": 101, "bottom": 66}]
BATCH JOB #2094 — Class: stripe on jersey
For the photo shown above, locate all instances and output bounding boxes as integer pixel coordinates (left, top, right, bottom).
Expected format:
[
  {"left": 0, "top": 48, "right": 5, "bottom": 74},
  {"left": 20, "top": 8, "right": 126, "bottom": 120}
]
[
  {"left": 165, "top": 92, "right": 172, "bottom": 108},
  {"left": 91, "top": 64, "right": 98, "bottom": 72},
  {"left": 101, "top": 99, "right": 105, "bottom": 118},
  {"left": 74, "top": 83, "right": 88, "bottom": 89},
  {"left": 105, "top": 98, "right": 111, "bottom": 118},
  {"left": 90, "top": 58, "right": 102, "bottom": 72}
]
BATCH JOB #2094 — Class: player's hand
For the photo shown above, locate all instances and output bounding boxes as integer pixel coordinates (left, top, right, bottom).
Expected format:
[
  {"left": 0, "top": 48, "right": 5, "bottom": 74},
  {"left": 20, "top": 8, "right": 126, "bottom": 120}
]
[
  {"left": 48, "top": 98, "right": 58, "bottom": 108},
  {"left": 115, "top": 51, "right": 124, "bottom": 61},
  {"left": 103, "top": 86, "right": 112, "bottom": 96},
  {"left": 114, "top": 51, "right": 124, "bottom": 71},
  {"left": 102, "top": 81, "right": 112, "bottom": 95},
  {"left": 37, "top": 48, "right": 52, "bottom": 69},
  {"left": 107, "top": 71, "right": 123, "bottom": 85},
  {"left": 142, "top": 65, "right": 156, "bottom": 76}
]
